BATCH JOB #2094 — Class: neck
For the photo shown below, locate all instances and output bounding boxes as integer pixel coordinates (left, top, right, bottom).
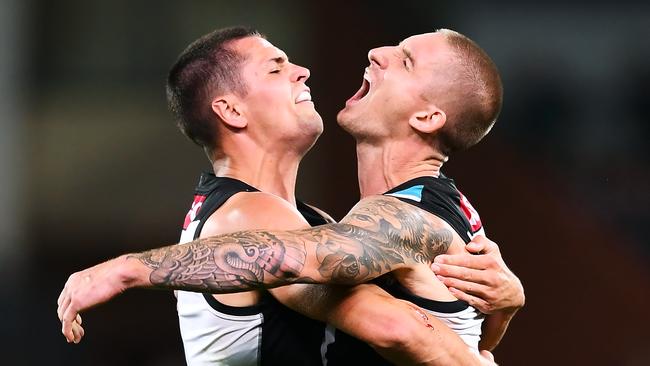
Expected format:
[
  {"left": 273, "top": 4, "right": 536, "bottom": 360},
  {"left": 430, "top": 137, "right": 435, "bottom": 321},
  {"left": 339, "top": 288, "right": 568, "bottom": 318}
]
[
  {"left": 210, "top": 146, "right": 302, "bottom": 206},
  {"left": 356, "top": 138, "right": 447, "bottom": 198}
]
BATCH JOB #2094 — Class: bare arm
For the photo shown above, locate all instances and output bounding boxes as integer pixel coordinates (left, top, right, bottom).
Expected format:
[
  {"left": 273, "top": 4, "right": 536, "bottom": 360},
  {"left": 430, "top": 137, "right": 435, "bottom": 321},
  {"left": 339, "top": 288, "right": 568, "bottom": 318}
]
[
  {"left": 128, "top": 195, "right": 451, "bottom": 292},
  {"left": 272, "top": 284, "right": 494, "bottom": 366},
  {"left": 57, "top": 195, "right": 451, "bottom": 342}
]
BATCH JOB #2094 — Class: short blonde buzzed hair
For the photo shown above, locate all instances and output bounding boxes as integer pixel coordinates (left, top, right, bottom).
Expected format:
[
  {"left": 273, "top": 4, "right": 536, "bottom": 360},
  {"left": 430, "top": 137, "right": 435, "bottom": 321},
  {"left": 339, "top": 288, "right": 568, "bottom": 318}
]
[{"left": 434, "top": 29, "right": 503, "bottom": 155}]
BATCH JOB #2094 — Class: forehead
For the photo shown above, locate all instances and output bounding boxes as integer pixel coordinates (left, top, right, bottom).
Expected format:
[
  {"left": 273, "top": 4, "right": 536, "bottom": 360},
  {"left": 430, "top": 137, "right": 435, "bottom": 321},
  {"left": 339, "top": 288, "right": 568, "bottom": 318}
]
[
  {"left": 231, "top": 36, "right": 288, "bottom": 63},
  {"left": 400, "top": 33, "right": 452, "bottom": 66}
]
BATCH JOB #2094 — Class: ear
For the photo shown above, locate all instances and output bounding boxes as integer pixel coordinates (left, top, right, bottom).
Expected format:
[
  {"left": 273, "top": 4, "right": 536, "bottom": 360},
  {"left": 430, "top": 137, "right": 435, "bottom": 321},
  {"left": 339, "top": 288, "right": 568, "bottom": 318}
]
[
  {"left": 408, "top": 106, "right": 446, "bottom": 134},
  {"left": 211, "top": 96, "right": 247, "bottom": 129}
]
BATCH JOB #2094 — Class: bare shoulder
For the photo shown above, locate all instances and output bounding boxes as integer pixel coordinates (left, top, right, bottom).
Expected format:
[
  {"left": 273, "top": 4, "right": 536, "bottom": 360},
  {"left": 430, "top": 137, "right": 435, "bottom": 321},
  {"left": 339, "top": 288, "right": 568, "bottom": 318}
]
[
  {"left": 342, "top": 194, "right": 453, "bottom": 230},
  {"left": 341, "top": 195, "right": 460, "bottom": 258},
  {"left": 202, "top": 191, "right": 310, "bottom": 236}
]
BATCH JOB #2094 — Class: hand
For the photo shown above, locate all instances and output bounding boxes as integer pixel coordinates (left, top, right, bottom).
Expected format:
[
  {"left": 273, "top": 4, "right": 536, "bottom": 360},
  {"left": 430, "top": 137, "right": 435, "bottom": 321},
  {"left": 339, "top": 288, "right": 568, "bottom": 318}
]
[
  {"left": 431, "top": 236, "right": 524, "bottom": 314},
  {"left": 57, "top": 255, "right": 137, "bottom": 343}
]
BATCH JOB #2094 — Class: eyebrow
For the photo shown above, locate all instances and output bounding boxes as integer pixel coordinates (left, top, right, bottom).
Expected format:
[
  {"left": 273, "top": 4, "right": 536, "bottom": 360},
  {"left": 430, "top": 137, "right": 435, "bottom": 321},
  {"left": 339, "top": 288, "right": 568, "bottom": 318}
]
[{"left": 267, "top": 56, "right": 288, "bottom": 65}]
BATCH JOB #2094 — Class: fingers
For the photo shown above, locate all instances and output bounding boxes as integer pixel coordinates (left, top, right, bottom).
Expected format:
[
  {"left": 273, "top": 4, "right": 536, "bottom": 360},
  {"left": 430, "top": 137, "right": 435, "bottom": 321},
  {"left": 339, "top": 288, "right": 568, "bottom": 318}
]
[
  {"left": 467, "top": 235, "right": 500, "bottom": 255},
  {"left": 58, "top": 293, "right": 71, "bottom": 322},
  {"left": 59, "top": 291, "right": 85, "bottom": 343},
  {"left": 71, "top": 320, "right": 85, "bottom": 344},
  {"left": 445, "top": 286, "right": 492, "bottom": 314},
  {"left": 62, "top": 316, "right": 74, "bottom": 343},
  {"left": 62, "top": 303, "right": 80, "bottom": 343},
  {"left": 436, "top": 274, "right": 490, "bottom": 297},
  {"left": 57, "top": 287, "right": 65, "bottom": 307},
  {"left": 433, "top": 253, "right": 491, "bottom": 271},
  {"left": 431, "top": 263, "right": 490, "bottom": 285},
  {"left": 465, "top": 235, "right": 488, "bottom": 254}
]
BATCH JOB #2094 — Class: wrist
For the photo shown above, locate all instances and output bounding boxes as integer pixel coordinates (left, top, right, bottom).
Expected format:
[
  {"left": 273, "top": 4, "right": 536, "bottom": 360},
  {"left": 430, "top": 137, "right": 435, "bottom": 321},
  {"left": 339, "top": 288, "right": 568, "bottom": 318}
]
[
  {"left": 495, "top": 298, "right": 523, "bottom": 318},
  {"left": 115, "top": 254, "right": 152, "bottom": 289},
  {"left": 502, "top": 278, "right": 525, "bottom": 313}
]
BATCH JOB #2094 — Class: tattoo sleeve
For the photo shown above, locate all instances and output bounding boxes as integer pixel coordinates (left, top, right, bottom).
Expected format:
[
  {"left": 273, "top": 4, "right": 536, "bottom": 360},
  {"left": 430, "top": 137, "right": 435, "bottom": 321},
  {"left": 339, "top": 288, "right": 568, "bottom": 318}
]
[{"left": 130, "top": 196, "right": 452, "bottom": 293}]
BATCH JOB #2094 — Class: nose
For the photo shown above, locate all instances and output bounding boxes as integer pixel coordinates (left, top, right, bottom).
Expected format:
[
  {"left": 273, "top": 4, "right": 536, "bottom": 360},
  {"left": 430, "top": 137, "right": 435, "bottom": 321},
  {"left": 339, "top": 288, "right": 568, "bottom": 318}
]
[
  {"left": 292, "top": 64, "right": 310, "bottom": 83},
  {"left": 368, "top": 47, "right": 390, "bottom": 69}
]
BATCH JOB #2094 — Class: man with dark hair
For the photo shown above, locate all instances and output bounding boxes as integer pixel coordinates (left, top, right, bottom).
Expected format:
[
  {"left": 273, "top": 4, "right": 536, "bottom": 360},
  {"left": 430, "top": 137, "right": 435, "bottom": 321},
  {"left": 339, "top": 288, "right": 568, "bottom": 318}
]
[
  {"left": 58, "top": 28, "right": 523, "bottom": 365},
  {"left": 167, "top": 27, "right": 261, "bottom": 151}
]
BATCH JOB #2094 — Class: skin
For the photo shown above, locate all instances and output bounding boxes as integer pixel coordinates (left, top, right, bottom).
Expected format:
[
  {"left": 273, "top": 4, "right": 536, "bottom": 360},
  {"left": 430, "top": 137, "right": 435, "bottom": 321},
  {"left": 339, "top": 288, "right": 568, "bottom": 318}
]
[
  {"left": 57, "top": 196, "right": 491, "bottom": 365},
  {"left": 58, "top": 34, "right": 497, "bottom": 365},
  {"left": 339, "top": 31, "right": 524, "bottom": 349},
  {"left": 58, "top": 30, "right": 524, "bottom": 364},
  {"left": 433, "top": 238, "right": 524, "bottom": 350}
]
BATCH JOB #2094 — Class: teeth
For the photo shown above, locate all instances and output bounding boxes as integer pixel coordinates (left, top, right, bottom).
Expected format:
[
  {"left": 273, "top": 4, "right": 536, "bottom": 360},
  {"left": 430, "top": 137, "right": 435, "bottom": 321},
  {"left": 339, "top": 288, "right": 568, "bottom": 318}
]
[
  {"left": 363, "top": 68, "right": 371, "bottom": 83},
  {"left": 295, "top": 91, "right": 312, "bottom": 103}
]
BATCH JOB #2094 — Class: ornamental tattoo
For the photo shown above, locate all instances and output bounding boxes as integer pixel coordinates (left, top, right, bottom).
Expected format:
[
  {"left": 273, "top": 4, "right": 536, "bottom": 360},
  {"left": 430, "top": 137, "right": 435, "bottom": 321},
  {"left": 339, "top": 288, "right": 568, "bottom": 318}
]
[{"left": 131, "top": 196, "right": 452, "bottom": 292}]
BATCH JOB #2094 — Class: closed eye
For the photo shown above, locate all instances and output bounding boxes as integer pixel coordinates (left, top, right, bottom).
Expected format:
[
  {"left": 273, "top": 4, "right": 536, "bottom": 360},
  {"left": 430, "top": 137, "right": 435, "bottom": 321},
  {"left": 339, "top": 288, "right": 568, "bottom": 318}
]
[
  {"left": 270, "top": 69, "right": 281, "bottom": 74},
  {"left": 402, "top": 48, "right": 414, "bottom": 70}
]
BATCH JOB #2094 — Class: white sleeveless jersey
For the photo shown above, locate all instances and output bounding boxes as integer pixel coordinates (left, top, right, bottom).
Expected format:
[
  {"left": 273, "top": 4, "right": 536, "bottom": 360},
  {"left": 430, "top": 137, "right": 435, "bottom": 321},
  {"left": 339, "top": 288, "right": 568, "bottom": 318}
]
[
  {"left": 323, "top": 175, "right": 488, "bottom": 365},
  {"left": 424, "top": 304, "right": 484, "bottom": 351},
  {"left": 383, "top": 174, "right": 487, "bottom": 350},
  {"left": 176, "top": 221, "right": 263, "bottom": 365},
  {"left": 175, "top": 173, "right": 327, "bottom": 366}
]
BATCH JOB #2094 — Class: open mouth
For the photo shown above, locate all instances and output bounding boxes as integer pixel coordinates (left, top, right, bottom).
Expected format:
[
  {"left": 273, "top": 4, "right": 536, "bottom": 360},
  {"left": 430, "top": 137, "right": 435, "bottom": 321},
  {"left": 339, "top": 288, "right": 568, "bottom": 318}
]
[{"left": 346, "top": 70, "right": 371, "bottom": 105}]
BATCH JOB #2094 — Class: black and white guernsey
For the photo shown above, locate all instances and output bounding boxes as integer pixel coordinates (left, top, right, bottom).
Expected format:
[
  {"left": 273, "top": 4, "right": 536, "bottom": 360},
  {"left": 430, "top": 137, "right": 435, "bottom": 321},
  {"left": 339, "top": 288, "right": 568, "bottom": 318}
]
[
  {"left": 322, "top": 175, "right": 486, "bottom": 365},
  {"left": 176, "top": 172, "right": 328, "bottom": 366}
]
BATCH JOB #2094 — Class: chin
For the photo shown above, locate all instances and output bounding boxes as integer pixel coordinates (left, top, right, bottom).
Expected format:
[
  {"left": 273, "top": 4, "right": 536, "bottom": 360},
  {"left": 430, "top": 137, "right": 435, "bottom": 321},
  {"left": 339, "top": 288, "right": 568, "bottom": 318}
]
[
  {"left": 336, "top": 110, "right": 358, "bottom": 136},
  {"left": 336, "top": 108, "right": 350, "bottom": 126},
  {"left": 301, "top": 115, "right": 324, "bottom": 138},
  {"left": 294, "top": 126, "right": 322, "bottom": 155}
]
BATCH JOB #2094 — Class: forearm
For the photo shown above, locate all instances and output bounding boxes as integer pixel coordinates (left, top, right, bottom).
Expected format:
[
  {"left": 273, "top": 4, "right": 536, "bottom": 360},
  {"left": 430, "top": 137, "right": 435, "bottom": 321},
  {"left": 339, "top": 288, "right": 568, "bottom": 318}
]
[
  {"left": 124, "top": 230, "right": 310, "bottom": 293},
  {"left": 374, "top": 317, "right": 488, "bottom": 366},
  {"left": 330, "top": 291, "right": 486, "bottom": 365},
  {"left": 479, "top": 309, "right": 518, "bottom": 351},
  {"left": 280, "top": 284, "right": 485, "bottom": 366}
]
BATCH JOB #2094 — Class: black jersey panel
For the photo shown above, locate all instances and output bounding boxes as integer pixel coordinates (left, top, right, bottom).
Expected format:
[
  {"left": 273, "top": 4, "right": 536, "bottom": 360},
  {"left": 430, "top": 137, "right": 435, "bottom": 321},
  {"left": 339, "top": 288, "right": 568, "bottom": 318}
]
[{"left": 185, "top": 172, "right": 328, "bottom": 365}]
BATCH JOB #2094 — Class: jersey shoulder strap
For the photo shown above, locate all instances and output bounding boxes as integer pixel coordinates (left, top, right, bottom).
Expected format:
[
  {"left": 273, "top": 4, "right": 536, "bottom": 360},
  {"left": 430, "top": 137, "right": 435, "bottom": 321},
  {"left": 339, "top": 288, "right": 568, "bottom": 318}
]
[
  {"left": 182, "top": 172, "right": 259, "bottom": 240},
  {"left": 383, "top": 175, "right": 484, "bottom": 243}
]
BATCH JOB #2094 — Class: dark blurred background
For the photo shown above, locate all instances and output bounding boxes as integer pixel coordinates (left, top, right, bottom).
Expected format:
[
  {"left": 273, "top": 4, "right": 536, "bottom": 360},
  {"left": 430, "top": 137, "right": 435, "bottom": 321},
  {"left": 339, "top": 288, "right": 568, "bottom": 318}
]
[{"left": 1, "top": 0, "right": 648, "bottom": 365}]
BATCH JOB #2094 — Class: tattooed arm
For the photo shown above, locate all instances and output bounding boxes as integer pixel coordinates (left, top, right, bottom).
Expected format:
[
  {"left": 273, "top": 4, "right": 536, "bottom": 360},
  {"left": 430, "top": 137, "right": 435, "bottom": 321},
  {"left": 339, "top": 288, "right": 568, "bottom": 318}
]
[
  {"left": 57, "top": 195, "right": 451, "bottom": 341},
  {"left": 132, "top": 195, "right": 451, "bottom": 292}
]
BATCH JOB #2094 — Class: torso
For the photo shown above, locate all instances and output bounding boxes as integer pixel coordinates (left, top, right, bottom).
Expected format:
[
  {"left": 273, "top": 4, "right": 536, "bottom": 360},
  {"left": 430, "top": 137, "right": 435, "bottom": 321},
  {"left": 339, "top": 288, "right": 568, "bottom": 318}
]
[
  {"left": 176, "top": 172, "right": 329, "bottom": 366},
  {"left": 323, "top": 175, "right": 487, "bottom": 365}
]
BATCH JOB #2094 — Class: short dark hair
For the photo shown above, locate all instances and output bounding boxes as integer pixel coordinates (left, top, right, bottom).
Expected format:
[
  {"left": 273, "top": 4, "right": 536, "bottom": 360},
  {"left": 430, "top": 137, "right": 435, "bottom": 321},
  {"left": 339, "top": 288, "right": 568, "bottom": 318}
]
[
  {"left": 435, "top": 29, "right": 503, "bottom": 156},
  {"left": 166, "top": 26, "right": 262, "bottom": 151}
]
